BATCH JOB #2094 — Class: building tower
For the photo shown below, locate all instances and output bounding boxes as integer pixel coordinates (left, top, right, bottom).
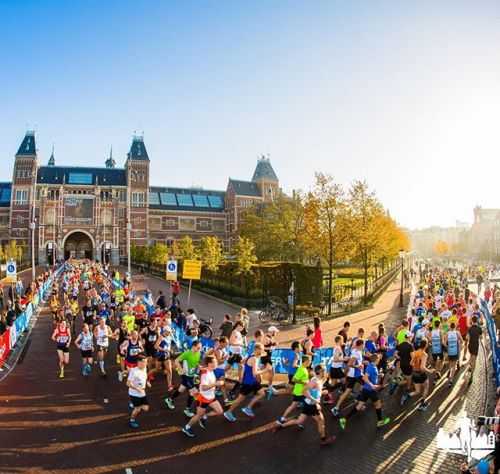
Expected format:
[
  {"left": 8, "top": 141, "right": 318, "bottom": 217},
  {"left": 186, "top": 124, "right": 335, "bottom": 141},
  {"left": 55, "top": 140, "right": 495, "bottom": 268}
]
[
  {"left": 252, "top": 155, "right": 279, "bottom": 202},
  {"left": 10, "top": 131, "right": 39, "bottom": 256},
  {"left": 125, "top": 135, "right": 150, "bottom": 248}
]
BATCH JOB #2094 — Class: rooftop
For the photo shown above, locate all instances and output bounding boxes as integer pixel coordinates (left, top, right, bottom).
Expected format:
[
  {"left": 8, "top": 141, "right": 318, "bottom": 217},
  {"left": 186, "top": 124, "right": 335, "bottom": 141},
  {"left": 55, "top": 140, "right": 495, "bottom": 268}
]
[
  {"left": 149, "top": 186, "right": 225, "bottom": 212},
  {"left": 37, "top": 166, "right": 127, "bottom": 186}
]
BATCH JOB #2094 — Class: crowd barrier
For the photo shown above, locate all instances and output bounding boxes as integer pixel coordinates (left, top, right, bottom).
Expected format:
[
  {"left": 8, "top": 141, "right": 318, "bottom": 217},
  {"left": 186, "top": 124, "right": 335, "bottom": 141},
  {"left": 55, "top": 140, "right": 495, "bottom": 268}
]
[
  {"left": 167, "top": 320, "right": 399, "bottom": 375},
  {"left": 0, "top": 266, "right": 63, "bottom": 368},
  {"left": 481, "top": 300, "right": 500, "bottom": 388}
]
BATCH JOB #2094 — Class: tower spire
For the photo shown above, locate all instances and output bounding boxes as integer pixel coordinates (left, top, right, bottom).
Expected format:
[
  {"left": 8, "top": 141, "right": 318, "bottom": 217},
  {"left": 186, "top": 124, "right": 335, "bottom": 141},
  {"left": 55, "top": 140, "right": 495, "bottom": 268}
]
[
  {"left": 48, "top": 144, "right": 55, "bottom": 166},
  {"left": 105, "top": 145, "right": 116, "bottom": 168}
]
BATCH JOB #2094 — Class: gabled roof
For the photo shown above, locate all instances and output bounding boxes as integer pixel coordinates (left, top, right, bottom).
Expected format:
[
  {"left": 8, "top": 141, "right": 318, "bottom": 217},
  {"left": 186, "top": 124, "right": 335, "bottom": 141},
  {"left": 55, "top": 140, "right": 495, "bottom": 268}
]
[
  {"left": 37, "top": 166, "right": 127, "bottom": 186},
  {"left": 127, "top": 136, "right": 149, "bottom": 161},
  {"left": 228, "top": 179, "right": 261, "bottom": 197},
  {"left": 16, "top": 131, "right": 37, "bottom": 157},
  {"left": 149, "top": 186, "right": 225, "bottom": 213},
  {"left": 0, "top": 182, "right": 12, "bottom": 207},
  {"left": 252, "top": 157, "right": 278, "bottom": 182}
]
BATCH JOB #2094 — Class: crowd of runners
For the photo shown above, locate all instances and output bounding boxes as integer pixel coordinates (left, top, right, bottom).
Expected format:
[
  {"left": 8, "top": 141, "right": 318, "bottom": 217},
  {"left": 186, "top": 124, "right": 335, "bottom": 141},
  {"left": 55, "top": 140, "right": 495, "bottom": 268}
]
[{"left": 48, "top": 259, "right": 491, "bottom": 452}]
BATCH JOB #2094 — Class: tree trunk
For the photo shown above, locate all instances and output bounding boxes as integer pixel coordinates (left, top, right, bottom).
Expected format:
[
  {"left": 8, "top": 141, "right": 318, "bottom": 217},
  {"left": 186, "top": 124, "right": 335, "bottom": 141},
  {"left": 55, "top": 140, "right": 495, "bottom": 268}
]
[
  {"left": 363, "top": 251, "right": 368, "bottom": 304},
  {"left": 328, "top": 244, "right": 333, "bottom": 315}
]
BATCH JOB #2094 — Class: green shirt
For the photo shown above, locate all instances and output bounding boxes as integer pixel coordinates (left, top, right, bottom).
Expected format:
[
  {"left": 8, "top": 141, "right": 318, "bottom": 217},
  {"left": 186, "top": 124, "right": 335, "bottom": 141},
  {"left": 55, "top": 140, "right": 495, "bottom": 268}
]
[
  {"left": 179, "top": 350, "right": 201, "bottom": 376},
  {"left": 292, "top": 365, "right": 309, "bottom": 396},
  {"left": 396, "top": 329, "right": 407, "bottom": 345}
]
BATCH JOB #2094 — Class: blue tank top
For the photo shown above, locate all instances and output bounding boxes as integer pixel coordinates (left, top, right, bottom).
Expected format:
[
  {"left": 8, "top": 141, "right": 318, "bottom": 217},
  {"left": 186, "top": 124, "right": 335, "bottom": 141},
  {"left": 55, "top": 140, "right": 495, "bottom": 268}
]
[
  {"left": 431, "top": 330, "right": 442, "bottom": 354},
  {"left": 242, "top": 357, "right": 258, "bottom": 385},
  {"left": 447, "top": 331, "right": 459, "bottom": 356},
  {"left": 126, "top": 341, "right": 141, "bottom": 362}
]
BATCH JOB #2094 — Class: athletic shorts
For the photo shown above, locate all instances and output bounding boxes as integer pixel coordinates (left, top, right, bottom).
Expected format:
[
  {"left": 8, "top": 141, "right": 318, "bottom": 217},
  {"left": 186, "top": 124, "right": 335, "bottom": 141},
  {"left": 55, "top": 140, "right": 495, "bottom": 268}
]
[
  {"left": 81, "top": 350, "right": 93, "bottom": 358},
  {"left": 57, "top": 345, "right": 69, "bottom": 353},
  {"left": 302, "top": 402, "right": 320, "bottom": 417},
  {"left": 412, "top": 372, "right": 427, "bottom": 384},
  {"left": 260, "top": 355, "right": 272, "bottom": 367},
  {"left": 145, "top": 347, "right": 157, "bottom": 358},
  {"left": 330, "top": 367, "right": 345, "bottom": 380},
  {"left": 125, "top": 360, "right": 138, "bottom": 369},
  {"left": 129, "top": 395, "right": 149, "bottom": 408},
  {"left": 214, "top": 368, "right": 225, "bottom": 379},
  {"left": 448, "top": 354, "right": 459, "bottom": 361},
  {"left": 292, "top": 395, "right": 305, "bottom": 403},
  {"left": 97, "top": 345, "right": 109, "bottom": 352},
  {"left": 468, "top": 347, "right": 479, "bottom": 357},
  {"left": 181, "top": 375, "right": 196, "bottom": 390},
  {"left": 196, "top": 395, "right": 216, "bottom": 409},
  {"left": 400, "top": 365, "right": 413, "bottom": 377},
  {"left": 432, "top": 352, "right": 444, "bottom": 361},
  {"left": 240, "top": 383, "right": 262, "bottom": 396},
  {"left": 357, "top": 389, "right": 379, "bottom": 403},
  {"left": 346, "top": 376, "right": 362, "bottom": 389}
]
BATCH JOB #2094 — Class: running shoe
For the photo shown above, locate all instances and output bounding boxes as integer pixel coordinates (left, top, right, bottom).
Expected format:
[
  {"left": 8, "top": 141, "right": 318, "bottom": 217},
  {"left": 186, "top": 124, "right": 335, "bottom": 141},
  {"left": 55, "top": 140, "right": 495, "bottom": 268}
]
[
  {"left": 388, "top": 381, "right": 398, "bottom": 395},
  {"left": 223, "top": 411, "right": 237, "bottom": 422},
  {"left": 118, "top": 371, "right": 123, "bottom": 382},
  {"left": 448, "top": 380, "right": 453, "bottom": 388},
  {"left": 199, "top": 416, "right": 208, "bottom": 430},
  {"left": 377, "top": 417, "right": 391, "bottom": 427},
  {"left": 339, "top": 417, "right": 347, "bottom": 430},
  {"left": 266, "top": 389, "right": 274, "bottom": 401},
  {"left": 128, "top": 402, "right": 134, "bottom": 412},
  {"left": 59, "top": 370, "right": 64, "bottom": 379},
  {"left": 129, "top": 419, "right": 139, "bottom": 429},
  {"left": 224, "top": 398, "right": 235, "bottom": 406},
  {"left": 320, "top": 436, "right": 336, "bottom": 446},
  {"left": 331, "top": 407, "right": 340, "bottom": 417},
  {"left": 182, "top": 426, "right": 195, "bottom": 438},
  {"left": 184, "top": 408, "right": 195, "bottom": 418},
  {"left": 400, "top": 393, "right": 410, "bottom": 406},
  {"left": 164, "top": 398, "right": 175, "bottom": 410},
  {"left": 297, "top": 424, "right": 305, "bottom": 430},
  {"left": 417, "top": 402, "right": 429, "bottom": 412},
  {"left": 242, "top": 407, "right": 255, "bottom": 418},
  {"left": 276, "top": 416, "right": 286, "bottom": 425}
]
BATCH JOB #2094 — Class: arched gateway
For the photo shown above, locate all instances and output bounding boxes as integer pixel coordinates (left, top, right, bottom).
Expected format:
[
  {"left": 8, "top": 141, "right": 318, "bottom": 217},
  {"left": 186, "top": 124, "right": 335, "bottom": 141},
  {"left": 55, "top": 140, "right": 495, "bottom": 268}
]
[{"left": 63, "top": 231, "right": 94, "bottom": 260}]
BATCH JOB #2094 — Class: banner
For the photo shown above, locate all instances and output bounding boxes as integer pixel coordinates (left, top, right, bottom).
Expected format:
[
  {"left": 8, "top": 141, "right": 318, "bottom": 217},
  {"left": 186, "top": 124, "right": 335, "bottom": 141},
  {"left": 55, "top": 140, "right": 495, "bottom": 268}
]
[
  {"left": 14, "top": 312, "right": 27, "bottom": 335},
  {"left": 9, "top": 323, "right": 17, "bottom": 350},
  {"left": 0, "top": 329, "right": 10, "bottom": 366}
]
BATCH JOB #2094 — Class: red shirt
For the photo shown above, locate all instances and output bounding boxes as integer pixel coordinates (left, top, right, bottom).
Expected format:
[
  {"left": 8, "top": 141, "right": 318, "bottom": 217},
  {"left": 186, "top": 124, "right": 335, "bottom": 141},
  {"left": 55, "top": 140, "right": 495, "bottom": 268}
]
[
  {"left": 458, "top": 315, "right": 468, "bottom": 337},
  {"left": 312, "top": 328, "right": 323, "bottom": 349}
]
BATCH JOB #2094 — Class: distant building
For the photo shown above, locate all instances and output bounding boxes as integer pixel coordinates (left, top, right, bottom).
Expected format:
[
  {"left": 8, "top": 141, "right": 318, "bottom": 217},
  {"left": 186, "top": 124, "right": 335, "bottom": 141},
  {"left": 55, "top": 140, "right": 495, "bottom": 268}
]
[
  {"left": 409, "top": 222, "right": 470, "bottom": 257},
  {"left": 0, "top": 131, "right": 280, "bottom": 265},
  {"left": 471, "top": 206, "right": 500, "bottom": 258}
]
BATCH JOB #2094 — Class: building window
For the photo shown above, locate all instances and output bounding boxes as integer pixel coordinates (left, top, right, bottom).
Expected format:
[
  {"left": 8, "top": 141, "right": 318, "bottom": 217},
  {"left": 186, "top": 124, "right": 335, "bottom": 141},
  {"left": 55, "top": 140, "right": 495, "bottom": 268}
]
[
  {"left": 45, "top": 208, "right": 56, "bottom": 225},
  {"left": 162, "top": 217, "right": 178, "bottom": 230},
  {"left": 213, "top": 219, "right": 225, "bottom": 232},
  {"left": 131, "top": 192, "right": 145, "bottom": 207},
  {"left": 14, "top": 189, "right": 28, "bottom": 204},
  {"left": 179, "top": 217, "right": 195, "bottom": 231},
  {"left": 196, "top": 218, "right": 212, "bottom": 231},
  {"left": 0, "top": 215, "right": 9, "bottom": 226},
  {"left": 16, "top": 215, "right": 25, "bottom": 225},
  {"left": 102, "top": 209, "right": 113, "bottom": 226}
]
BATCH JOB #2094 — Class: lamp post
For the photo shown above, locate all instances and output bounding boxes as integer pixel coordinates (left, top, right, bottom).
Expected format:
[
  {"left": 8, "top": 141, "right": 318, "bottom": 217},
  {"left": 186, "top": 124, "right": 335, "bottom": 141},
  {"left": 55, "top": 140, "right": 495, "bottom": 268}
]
[
  {"left": 30, "top": 220, "right": 36, "bottom": 281},
  {"left": 126, "top": 222, "right": 132, "bottom": 276},
  {"left": 399, "top": 249, "right": 405, "bottom": 307}
]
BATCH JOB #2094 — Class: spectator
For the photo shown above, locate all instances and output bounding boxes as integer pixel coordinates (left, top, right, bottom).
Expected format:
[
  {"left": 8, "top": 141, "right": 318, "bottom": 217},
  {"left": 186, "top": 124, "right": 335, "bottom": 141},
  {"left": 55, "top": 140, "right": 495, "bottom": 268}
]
[
  {"left": 219, "top": 314, "right": 233, "bottom": 338},
  {"left": 6, "top": 303, "right": 16, "bottom": 327},
  {"left": 312, "top": 316, "right": 323, "bottom": 349},
  {"left": 156, "top": 291, "right": 167, "bottom": 310}
]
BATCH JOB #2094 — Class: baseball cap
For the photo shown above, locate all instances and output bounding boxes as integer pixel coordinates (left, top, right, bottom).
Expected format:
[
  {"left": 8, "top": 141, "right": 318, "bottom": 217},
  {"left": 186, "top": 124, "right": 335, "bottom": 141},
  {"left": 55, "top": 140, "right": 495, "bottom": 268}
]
[{"left": 268, "top": 326, "right": 279, "bottom": 334}]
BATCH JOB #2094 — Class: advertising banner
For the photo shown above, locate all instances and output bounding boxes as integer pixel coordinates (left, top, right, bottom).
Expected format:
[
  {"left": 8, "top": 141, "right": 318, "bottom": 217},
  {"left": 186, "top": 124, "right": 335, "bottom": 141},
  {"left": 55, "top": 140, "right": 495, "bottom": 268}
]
[
  {"left": 64, "top": 195, "right": 94, "bottom": 225},
  {"left": 0, "top": 329, "right": 10, "bottom": 366}
]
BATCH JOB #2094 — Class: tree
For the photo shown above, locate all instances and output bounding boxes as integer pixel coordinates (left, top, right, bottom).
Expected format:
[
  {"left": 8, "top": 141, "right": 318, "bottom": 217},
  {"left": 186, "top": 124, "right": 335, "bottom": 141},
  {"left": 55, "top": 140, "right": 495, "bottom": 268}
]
[
  {"left": 200, "top": 236, "right": 224, "bottom": 271},
  {"left": 433, "top": 240, "right": 450, "bottom": 256},
  {"left": 303, "top": 173, "right": 353, "bottom": 314},
  {"left": 232, "top": 236, "right": 257, "bottom": 275},
  {"left": 150, "top": 242, "right": 170, "bottom": 266},
  {"left": 3, "top": 240, "right": 23, "bottom": 262},
  {"left": 172, "top": 236, "right": 199, "bottom": 260}
]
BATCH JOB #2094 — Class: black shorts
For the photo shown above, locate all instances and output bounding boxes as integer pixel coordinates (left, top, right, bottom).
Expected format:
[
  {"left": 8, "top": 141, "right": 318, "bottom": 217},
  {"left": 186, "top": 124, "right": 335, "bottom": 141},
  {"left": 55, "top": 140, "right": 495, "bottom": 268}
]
[
  {"left": 292, "top": 395, "right": 305, "bottom": 403},
  {"left": 260, "top": 355, "right": 272, "bottom": 367},
  {"left": 357, "top": 389, "right": 379, "bottom": 403},
  {"left": 57, "top": 345, "right": 69, "bottom": 353},
  {"left": 181, "top": 375, "right": 195, "bottom": 390},
  {"left": 145, "top": 347, "right": 157, "bottom": 358},
  {"left": 448, "top": 354, "right": 459, "bottom": 361},
  {"left": 432, "top": 352, "right": 444, "bottom": 361},
  {"left": 468, "top": 347, "right": 479, "bottom": 357},
  {"left": 129, "top": 395, "right": 149, "bottom": 408},
  {"left": 81, "top": 349, "right": 93, "bottom": 358},
  {"left": 346, "top": 376, "right": 362, "bottom": 389},
  {"left": 240, "top": 383, "right": 262, "bottom": 396},
  {"left": 412, "top": 372, "right": 427, "bottom": 384},
  {"left": 330, "top": 367, "right": 345, "bottom": 380},
  {"left": 400, "top": 365, "right": 413, "bottom": 377},
  {"left": 302, "top": 402, "right": 320, "bottom": 416}
]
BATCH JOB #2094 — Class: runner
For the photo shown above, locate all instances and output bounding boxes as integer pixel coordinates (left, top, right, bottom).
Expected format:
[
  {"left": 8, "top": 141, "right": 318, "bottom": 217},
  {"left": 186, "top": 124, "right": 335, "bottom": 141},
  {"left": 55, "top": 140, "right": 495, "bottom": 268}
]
[
  {"left": 141, "top": 318, "right": 160, "bottom": 379},
  {"left": 429, "top": 319, "right": 444, "bottom": 379},
  {"left": 51, "top": 320, "right": 71, "bottom": 378},
  {"left": 74, "top": 323, "right": 94, "bottom": 376},
  {"left": 164, "top": 340, "right": 202, "bottom": 417},
  {"left": 154, "top": 325, "right": 173, "bottom": 390},
  {"left": 445, "top": 322, "right": 463, "bottom": 387},
  {"left": 465, "top": 315, "right": 483, "bottom": 385},
  {"left": 274, "top": 364, "right": 335, "bottom": 446},
  {"left": 182, "top": 355, "right": 224, "bottom": 438},
  {"left": 223, "top": 342, "right": 268, "bottom": 421},
  {"left": 121, "top": 330, "right": 145, "bottom": 378},
  {"left": 338, "top": 354, "right": 390, "bottom": 430},
  {"left": 94, "top": 317, "right": 113, "bottom": 375},
  {"left": 127, "top": 355, "right": 150, "bottom": 428}
]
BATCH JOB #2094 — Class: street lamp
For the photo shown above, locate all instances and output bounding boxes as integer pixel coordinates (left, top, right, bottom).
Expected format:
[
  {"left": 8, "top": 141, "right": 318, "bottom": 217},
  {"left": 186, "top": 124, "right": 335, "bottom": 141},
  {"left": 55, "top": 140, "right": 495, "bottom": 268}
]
[
  {"left": 399, "top": 249, "right": 405, "bottom": 307},
  {"left": 126, "top": 222, "right": 132, "bottom": 276},
  {"left": 30, "top": 220, "right": 36, "bottom": 281}
]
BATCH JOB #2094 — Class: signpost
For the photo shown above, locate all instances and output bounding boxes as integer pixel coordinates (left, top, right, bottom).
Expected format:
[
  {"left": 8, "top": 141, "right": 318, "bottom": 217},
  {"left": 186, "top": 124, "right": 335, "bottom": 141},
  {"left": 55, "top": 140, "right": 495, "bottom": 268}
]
[
  {"left": 166, "top": 260, "right": 178, "bottom": 281},
  {"left": 5, "top": 260, "right": 17, "bottom": 284},
  {"left": 182, "top": 260, "right": 202, "bottom": 306}
]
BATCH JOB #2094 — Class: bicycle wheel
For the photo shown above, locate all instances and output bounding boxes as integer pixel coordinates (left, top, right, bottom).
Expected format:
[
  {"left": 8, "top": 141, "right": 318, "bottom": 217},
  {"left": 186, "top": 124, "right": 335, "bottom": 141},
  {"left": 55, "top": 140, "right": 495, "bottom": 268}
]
[{"left": 258, "top": 310, "right": 271, "bottom": 323}]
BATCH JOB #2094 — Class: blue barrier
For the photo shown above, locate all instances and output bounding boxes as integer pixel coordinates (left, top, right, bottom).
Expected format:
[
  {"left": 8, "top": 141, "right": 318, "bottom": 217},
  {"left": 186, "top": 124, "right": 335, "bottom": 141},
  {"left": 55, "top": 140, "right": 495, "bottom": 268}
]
[{"left": 481, "top": 300, "right": 500, "bottom": 387}]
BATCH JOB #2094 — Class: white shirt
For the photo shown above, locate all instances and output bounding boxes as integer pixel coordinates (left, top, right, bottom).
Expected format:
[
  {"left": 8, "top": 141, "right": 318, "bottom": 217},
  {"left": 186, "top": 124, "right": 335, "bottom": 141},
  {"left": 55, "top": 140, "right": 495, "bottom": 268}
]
[
  {"left": 186, "top": 313, "right": 199, "bottom": 329},
  {"left": 199, "top": 369, "right": 216, "bottom": 401},
  {"left": 128, "top": 367, "right": 147, "bottom": 397}
]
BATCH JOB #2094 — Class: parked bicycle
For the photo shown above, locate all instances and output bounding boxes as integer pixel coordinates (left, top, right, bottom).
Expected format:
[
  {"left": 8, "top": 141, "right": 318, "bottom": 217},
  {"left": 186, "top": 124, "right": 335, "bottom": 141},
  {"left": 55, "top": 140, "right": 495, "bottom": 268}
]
[{"left": 258, "top": 298, "right": 289, "bottom": 323}]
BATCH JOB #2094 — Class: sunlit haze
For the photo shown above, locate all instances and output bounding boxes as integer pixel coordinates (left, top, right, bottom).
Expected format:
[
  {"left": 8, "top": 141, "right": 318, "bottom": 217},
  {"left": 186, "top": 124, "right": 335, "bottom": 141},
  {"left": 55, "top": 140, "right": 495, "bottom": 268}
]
[{"left": 1, "top": 1, "right": 500, "bottom": 229}]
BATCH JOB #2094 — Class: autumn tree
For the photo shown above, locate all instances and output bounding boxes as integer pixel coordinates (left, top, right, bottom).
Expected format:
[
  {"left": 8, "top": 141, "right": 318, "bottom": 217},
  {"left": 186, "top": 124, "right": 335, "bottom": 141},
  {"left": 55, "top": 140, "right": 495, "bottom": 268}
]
[
  {"left": 172, "top": 236, "right": 199, "bottom": 261},
  {"left": 232, "top": 236, "right": 257, "bottom": 275},
  {"left": 150, "top": 242, "right": 170, "bottom": 266},
  {"left": 200, "top": 236, "right": 224, "bottom": 271},
  {"left": 433, "top": 240, "right": 450, "bottom": 256},
  {"left": 303, "top": 173, "right": 353, "bottom": 314}
]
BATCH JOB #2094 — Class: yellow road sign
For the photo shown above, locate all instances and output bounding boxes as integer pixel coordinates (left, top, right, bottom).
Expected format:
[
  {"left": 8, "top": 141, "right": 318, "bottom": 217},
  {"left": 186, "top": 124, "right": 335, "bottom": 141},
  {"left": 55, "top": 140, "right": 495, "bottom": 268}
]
[{"left": 182, "top": 260, "right": 202, "bottom": 280}]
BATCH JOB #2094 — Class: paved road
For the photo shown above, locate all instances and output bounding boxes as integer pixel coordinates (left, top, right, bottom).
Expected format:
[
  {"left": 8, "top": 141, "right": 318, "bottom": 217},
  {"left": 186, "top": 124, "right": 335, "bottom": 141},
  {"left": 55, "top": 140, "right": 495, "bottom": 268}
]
[{"left": 0, "top": 272, "right": 488, "bottom": 474}]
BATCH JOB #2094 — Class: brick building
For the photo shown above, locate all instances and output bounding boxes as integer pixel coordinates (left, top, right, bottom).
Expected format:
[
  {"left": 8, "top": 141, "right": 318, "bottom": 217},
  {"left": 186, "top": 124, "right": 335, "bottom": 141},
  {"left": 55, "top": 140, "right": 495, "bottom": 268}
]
[{"left": 0, "top": 131, "right": 279, "bottom": 265}]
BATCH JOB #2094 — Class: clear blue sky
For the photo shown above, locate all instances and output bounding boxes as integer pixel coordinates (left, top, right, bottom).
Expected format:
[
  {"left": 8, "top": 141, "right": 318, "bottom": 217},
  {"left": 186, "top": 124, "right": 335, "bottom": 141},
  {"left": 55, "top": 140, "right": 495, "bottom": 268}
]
[{"left": 2, "top": 0, "right": 500, "bottom": 229}]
